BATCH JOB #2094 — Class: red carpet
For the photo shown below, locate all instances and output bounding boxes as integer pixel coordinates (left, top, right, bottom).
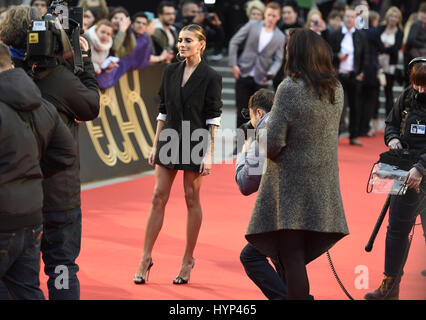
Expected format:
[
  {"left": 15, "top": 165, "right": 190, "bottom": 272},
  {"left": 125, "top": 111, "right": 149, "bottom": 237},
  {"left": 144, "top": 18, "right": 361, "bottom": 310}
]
[{"left": 40, "top": 133, "right": 426, "bottom": 300}]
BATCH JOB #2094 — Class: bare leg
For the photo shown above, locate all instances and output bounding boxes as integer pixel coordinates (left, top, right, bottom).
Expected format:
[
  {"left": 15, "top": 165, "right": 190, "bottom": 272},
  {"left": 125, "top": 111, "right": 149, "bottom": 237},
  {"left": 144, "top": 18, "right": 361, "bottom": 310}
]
[
  {"left": 174, "top": 170, "right": 203, "bottom": 282},
  {"left": 135, "top": 165, "right": 177, "bottom": 278}
]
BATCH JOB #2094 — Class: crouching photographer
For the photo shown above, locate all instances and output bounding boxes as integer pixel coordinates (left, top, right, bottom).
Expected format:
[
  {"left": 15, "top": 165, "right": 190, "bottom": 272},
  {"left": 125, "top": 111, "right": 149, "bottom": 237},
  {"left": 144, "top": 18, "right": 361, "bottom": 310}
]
[
  {"left": 0, "top": 4, "right": 100, "bottom": 300},
  {"left": 365, "top": 58, "right": 426, "bottom": 300},
  {"left": 235, "top": 89, "right": 288, "bottom": 300}
]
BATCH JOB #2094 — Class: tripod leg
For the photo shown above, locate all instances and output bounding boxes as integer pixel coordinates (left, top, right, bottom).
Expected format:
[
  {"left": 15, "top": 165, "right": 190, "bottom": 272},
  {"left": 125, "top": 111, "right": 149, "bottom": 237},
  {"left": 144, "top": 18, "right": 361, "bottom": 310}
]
[{"left": 365, "top": 194, "right": 391, "bottom": 252}]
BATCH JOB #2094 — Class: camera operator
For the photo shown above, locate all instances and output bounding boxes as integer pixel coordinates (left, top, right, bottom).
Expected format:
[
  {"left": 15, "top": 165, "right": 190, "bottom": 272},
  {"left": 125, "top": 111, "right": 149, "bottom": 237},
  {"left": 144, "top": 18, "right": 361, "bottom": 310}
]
[
  {"left": 365, "top": 57, "right": 426, "bottom": 300},
  {"left": 0, "top": 42, "right": 76, "bottom": 300},
  {"left": 175, "top": 0, "right": 225, "bottom": 61},
  {"left": 235, "top": 89, "right": 288, "bottom": 300},
  {"left": 0, "top": 5, "right": 100, "bottom": 300}
]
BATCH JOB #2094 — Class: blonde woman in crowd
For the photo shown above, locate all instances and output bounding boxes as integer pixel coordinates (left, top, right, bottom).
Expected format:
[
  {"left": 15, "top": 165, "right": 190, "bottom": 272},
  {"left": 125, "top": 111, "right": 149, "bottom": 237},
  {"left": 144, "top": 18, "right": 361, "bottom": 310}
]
[
  {"left": 378, "top": 6, "right": 404, "bottom": 117},
  {"left": 246, "top": 0, "right": 265, "bottom": 21}
]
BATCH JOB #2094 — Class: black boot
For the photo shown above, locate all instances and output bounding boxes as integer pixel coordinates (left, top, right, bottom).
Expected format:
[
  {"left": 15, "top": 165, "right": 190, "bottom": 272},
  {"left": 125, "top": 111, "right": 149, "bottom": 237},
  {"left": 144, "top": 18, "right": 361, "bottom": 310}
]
[{"left": 364, "top": 275, "right": 400, "bottom": 300}]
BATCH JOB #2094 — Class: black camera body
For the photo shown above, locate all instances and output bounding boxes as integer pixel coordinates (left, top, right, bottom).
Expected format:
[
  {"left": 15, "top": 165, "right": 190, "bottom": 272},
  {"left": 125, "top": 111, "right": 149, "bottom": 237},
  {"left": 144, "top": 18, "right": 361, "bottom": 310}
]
[
  {"left": 26, "top": 0, "right": 83, "bottom": 75},
  {"left": 240, "top": 120, "right": 254, "bottom": 140},
  {"left": 49, "top": 0, "right": 83, "bottom": 28}
]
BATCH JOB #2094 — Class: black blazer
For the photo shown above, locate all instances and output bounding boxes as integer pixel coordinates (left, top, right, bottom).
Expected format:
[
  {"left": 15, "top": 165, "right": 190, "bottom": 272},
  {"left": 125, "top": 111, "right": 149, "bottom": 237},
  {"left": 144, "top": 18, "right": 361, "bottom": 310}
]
[
  {"left": 155, "top": 59, "right": 223, "bottom": 171},
  {"left": 377, "top": 25, "right": 403, "bottom": 65},
  {"left": 327, "top": 27, "right": 370, "bottom": 76}
]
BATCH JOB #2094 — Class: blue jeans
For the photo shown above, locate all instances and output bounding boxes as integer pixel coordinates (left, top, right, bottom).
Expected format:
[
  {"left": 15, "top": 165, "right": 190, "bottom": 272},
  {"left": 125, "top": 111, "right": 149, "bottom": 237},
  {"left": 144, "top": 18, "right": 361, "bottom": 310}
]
[
  {"left": 385, "top": 188, "right": 426, "bottom": 278},
  {"left": 41, "top": 207, "right": 81, "bottom": 300},
  {"left": 240, "top": 243, "right": 287, "bottom": 300},
  {"left": 0, "top": 224, "right": 45, "bottom": 300}
]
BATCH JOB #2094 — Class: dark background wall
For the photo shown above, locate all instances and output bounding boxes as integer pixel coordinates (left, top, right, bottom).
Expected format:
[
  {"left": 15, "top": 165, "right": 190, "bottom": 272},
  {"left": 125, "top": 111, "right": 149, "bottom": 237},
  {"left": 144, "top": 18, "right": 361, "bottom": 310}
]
[{"left": 106, "top": 0, "right": 175, "bottom": 15}]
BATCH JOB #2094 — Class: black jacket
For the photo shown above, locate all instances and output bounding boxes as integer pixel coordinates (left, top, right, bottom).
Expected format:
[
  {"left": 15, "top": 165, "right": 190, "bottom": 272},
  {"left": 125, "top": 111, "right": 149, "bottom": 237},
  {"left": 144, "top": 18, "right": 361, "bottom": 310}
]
[
  {"left": 37, "top": 58, "right": 100, "bottom": 212},
  {"left": 0, "top": 68, "right": 77, "bottom": 231},
  {"left": 385, "top": 86, "right": 426, "bottom": 176},
  {"left": 13, "top": 56, "right": 100, "bottom": 212},
  {"left": 154, "top": 60, "right": 222, "bottom": 171},
  {"left": 405, "top": 22, "right": 426, "bottom": 54},
  {"left": 327, "top": 27, "right": 370, "bottom": 76},
  {"left": 363, "top": 27, "right": 382, "bottom": 86},
  {"left": 377, "top": 25, "right": 403, "bottom": 66}
]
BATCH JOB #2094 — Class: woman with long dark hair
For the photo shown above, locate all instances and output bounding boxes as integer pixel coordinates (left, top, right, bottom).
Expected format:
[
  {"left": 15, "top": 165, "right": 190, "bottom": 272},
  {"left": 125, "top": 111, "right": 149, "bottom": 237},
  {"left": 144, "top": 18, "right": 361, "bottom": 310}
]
[
  {"left": 133, "top": 24, "right": 222, "bottom": 285},
  {"left": 245, "top": 28, "right": 349, "bottom": 299}
]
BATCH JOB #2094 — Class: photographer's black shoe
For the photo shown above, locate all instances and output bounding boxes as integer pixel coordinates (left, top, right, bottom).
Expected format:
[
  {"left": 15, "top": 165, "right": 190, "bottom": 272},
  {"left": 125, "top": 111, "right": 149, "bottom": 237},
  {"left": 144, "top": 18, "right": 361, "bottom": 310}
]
[
  {"left": 364, "top": 275, "right": 400, "bottom": 300},
  {"left": 349, "top": 138, "right": 363, "bottom": 146}
]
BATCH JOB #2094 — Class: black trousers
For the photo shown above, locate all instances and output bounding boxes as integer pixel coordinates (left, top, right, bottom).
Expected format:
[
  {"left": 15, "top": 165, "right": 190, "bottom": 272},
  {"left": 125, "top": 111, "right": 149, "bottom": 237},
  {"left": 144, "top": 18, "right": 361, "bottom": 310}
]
[
  {"left": 339, "top": 73, "right": 363, "bottom": 139},
  {"left": 240, "top": 244, "right": 287, "bottom": 300},
  {"left": 385, "top": 187, "right": 425, "bottom": 278},
  {"left": 360, "top": 83, "right": 380, "bottom": 135},
  {"left": 384, "top": 73, "right": 395, "bottom": 118},
  {"left": 235, "top": 76, "right": 267, "bottom": 128}
]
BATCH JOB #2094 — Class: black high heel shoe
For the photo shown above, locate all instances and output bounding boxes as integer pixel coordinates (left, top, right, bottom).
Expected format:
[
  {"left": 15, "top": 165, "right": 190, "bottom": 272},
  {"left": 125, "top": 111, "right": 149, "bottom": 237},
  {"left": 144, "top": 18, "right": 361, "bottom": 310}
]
[
  {"left": 173, "top": 258, "right": 195, "bottom": 285},
  {"left": 133, "top": 259, "right": 153, "bottom": 284}
]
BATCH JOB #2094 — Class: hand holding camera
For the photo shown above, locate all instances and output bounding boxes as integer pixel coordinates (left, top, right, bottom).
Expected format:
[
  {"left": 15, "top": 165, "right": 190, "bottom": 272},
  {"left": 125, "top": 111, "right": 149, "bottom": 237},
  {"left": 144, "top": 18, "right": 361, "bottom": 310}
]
[
  {"left": 206, "top": 12, "right": 220, "bottom": 27},
  {"left": 79, "top": 36, "right": 89, "bottom": 57}
]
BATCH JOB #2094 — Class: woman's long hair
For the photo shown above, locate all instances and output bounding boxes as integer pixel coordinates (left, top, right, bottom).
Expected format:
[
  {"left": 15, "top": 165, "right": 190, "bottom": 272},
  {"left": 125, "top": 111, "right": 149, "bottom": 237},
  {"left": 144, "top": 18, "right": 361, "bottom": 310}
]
[
  {"left": 109, "top": 6, "right": 134, "bottom": 54},
  {"left": 381, "top": 6, "right": 403, "bottom": 29},
  {"left": 285, "top": 28, "right": 339, "bottom": 104},
  {"left": 0, "top": 5, "right": 40, "bottom": 50}
]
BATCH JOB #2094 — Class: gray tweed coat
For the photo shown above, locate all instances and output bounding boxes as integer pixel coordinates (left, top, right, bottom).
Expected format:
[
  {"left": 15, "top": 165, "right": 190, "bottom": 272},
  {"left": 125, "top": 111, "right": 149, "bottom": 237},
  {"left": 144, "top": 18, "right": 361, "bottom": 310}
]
[{"left": 245, "top": 77, "right": 349, "bottom": 264}]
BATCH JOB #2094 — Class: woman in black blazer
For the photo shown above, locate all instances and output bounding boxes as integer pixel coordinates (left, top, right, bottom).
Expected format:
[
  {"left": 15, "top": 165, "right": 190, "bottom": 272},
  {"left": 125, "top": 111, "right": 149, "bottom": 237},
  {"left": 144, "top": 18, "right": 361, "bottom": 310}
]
[
  {"left": 134, "top": 24, "right": 222, "bottom": 285},
  {"left": 378, "top": 7, "right": 404, "bottom": 117}
]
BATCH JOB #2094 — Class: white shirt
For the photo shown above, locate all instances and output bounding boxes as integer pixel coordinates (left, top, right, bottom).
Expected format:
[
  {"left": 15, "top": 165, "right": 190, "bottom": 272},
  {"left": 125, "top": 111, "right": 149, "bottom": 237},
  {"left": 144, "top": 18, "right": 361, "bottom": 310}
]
[
  {"left": 156, "top": 113, "right": 221, "bottom": 126},
  {"left": 249, "top": 27, "right": 274, "bottom": 77},
  {"left": 258, "top": 27, "right": 274, "bottom": 52},
  {"left": 379, "top": 31, "right": 397, "bottom": 74},
  {"left": 339, "top": 25, "right": 356, "bottom": 74},
  {"left": 381, "top": 32, "right": 396, "bottom": 47}
]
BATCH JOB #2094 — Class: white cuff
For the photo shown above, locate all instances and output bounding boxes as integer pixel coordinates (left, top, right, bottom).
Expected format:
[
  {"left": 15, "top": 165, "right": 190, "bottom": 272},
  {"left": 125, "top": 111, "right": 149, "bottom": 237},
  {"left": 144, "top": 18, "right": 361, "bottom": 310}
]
[
  {"left": 206, "top": 117, "right": 221, "bottom": 126},
  {"left": 156, "top": 113, "right": 167, "bottom": 121}
]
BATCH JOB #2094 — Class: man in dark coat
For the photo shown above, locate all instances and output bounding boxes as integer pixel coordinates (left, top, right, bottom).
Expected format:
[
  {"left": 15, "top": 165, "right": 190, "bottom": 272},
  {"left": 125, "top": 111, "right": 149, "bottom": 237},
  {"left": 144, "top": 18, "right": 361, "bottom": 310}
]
[
  {"left": 327, "top": 6, "right": 369, "bottom": 146},
  {"left": 0, "top": 5, "right": 100, "bottom": 300},
  {"left": 0, "top": 42, "right": 76, "bottom": 300}
]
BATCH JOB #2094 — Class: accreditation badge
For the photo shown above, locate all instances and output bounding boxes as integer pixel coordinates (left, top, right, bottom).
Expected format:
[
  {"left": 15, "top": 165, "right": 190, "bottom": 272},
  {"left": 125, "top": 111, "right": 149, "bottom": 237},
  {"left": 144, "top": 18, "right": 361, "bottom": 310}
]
[{"left": 411, "top": 124, "right": 426, "bottom": 135}]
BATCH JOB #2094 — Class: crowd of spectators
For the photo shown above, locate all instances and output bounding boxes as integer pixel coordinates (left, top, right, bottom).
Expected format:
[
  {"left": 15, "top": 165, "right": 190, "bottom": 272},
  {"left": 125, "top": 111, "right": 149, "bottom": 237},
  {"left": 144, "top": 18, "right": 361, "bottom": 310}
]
[
  {"left": 0, "top": 0, "right": 425, "bottom": 132},
  {"left": 222, "top": 0, "right": 426, "bottom": 143}
]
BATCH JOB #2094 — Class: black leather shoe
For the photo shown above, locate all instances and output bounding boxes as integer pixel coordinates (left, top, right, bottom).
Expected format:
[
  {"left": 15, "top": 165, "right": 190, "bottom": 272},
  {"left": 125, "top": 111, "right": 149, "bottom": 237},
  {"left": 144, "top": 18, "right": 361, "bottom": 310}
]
[{"left": 349, "top": 138, "right": 363, "bottom": 146}]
